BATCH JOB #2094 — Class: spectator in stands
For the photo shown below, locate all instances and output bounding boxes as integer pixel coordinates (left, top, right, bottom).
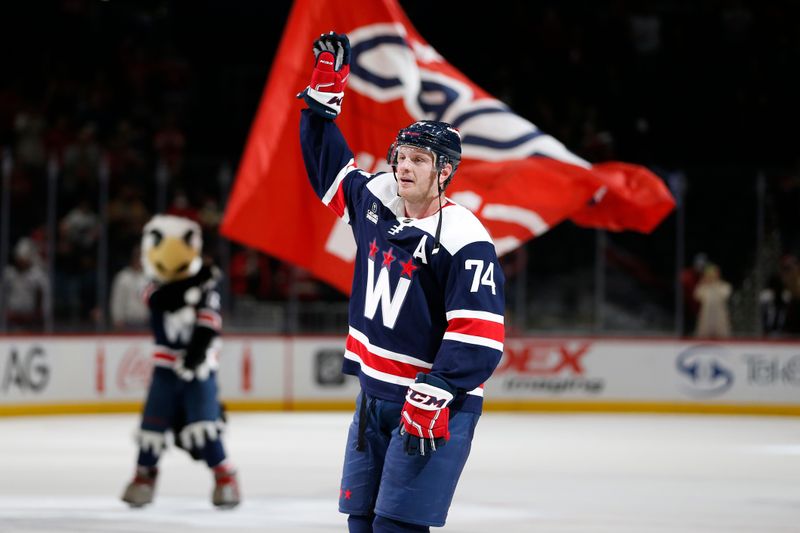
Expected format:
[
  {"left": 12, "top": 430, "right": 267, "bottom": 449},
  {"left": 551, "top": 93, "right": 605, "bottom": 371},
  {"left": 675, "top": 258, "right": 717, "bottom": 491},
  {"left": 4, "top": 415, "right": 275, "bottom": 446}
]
[
  {"left": 229, "top": 247, "right": 273, "bottom": 301},
  {"left": 198, "top": 195, "right": 223, "bottom": 254},
  {"left": 107, "top": 119, "right": 146, "bottom": 183},
  {"left": 56, "top": 198, "right": 99, "bottom": 322},
  {"left": 198, "top": 195, "right": 222, "bottom": 234},
  {"left": 777, "top": 255, "right": 800, "bottom": 334},
  {"left": 166, "top": 189, "right": 199, "bottom": 222},
  {"left": 109, "top": 245, "right": 149, "bottom": 330},
  {"left": 759, "top": 272, "right": 790, "bottom": 336},
  {"left": 1, "top": 238, "right": 50, "bottom": 330},
  {"left": 62, "top": 123, "right": 101, "bottom": 203},
  {"left": 275, "top": 263, "right": 320, "bottom": 302},
  {"left": 680, "top": 252, "right": 708, "bottom": 335},
  {"left": 43, "top": 114, "right": 73, "bottom": 165},
  {"left": 108, "top": 183, "right": 150, "bottom": 271},
  {"left": 13, "top": 109, "right": 46, "bottom": 169},
  {"left": 694, "top": 263, "right": 732, "bottom": 338}
]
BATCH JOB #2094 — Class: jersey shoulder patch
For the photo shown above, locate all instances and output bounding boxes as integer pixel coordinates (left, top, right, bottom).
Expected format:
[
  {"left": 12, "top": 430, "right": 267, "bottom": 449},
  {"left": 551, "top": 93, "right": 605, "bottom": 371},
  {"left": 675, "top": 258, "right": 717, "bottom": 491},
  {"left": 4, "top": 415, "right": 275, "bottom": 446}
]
[
  {"left": 365, "top": 172, "right": 398, "bottom": 207},
  {"left": 439, "top": 202, "right": 494, "bottom": 255}
]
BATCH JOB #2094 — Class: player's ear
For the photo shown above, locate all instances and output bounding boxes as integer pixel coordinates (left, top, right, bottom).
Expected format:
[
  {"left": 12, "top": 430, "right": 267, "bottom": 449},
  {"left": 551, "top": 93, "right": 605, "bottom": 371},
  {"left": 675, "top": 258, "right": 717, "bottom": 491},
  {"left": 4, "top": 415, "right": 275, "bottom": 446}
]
[{"left": 438, "top": 164, "right": 452, "bottom": 188}]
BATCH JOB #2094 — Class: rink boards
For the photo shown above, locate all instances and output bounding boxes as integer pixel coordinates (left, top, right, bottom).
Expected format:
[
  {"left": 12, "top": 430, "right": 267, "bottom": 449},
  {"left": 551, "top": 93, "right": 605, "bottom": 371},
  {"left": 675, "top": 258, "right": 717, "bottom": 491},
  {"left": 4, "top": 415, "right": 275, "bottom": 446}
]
[{"left": 0, "top": 335, "right": 798, "bottom": 416}]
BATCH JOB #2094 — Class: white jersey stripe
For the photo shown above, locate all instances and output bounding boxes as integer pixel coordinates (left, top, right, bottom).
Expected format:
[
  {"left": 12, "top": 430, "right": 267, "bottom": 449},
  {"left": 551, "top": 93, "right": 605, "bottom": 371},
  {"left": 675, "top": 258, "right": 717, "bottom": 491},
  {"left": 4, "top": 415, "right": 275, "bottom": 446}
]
[
  {"left": 443, "top": 331, "right": 504, "bottom": 352},
  {"left": 321, "top": 158, "right": 356, "bottom": 206},
  {"left": 446, "top": 309, "right": 505, "bottom": 324},
  {"left": 349, "top": 326, "right": 433, "bottom": 368}
]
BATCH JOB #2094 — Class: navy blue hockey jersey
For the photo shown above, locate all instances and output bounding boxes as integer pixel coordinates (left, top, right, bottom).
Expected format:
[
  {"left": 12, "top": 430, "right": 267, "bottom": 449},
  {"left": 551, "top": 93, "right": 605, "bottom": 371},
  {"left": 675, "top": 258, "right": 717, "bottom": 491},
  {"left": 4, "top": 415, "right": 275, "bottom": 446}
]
[
  {"left": 145, "top": 266, "right": 223, "bottom": 369},
  {"left": 300, "top": 110, "right": 505, "bottom": 413}
]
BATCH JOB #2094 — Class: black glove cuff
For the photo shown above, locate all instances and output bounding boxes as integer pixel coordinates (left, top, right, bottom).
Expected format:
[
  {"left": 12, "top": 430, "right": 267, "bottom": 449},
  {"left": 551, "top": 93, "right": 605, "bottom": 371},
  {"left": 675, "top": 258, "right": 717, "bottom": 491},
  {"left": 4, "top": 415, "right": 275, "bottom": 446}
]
[{"left": 184, "top": 326, "right": 216, "bottom": 369}]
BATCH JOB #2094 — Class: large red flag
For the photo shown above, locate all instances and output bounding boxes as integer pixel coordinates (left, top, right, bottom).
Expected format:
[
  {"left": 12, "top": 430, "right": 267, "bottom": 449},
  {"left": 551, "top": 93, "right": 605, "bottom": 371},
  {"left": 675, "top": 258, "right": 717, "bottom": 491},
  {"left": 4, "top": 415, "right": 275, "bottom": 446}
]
[{"left": 221, "top": 0, "right": 675, "bottom": 294}]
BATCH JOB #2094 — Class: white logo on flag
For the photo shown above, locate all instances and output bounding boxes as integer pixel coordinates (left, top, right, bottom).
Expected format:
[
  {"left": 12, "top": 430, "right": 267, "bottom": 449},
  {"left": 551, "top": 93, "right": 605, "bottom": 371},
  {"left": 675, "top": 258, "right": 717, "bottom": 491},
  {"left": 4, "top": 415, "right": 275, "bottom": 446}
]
[{"left": 347, "top": 23, "right": 590, "bottom": 167}]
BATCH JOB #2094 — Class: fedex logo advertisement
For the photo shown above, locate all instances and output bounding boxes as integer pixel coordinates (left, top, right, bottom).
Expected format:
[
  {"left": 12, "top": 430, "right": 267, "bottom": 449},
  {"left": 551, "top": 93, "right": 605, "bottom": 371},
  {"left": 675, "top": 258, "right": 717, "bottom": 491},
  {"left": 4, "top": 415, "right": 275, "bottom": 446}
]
[{"left": 491, "top": 339, "right": 605, "bottom": 396}]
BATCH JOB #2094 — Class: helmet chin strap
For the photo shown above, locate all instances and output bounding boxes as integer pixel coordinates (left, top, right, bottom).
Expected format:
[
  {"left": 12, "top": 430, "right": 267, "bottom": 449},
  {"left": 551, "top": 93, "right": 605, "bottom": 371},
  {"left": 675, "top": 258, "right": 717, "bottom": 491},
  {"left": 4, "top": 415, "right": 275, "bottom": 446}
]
[
  {"left": 432, "top": 172, "right": 444, "bottom": 255},
  {"left": 392, "top": 155, "right": 446, "bottom": 255}
]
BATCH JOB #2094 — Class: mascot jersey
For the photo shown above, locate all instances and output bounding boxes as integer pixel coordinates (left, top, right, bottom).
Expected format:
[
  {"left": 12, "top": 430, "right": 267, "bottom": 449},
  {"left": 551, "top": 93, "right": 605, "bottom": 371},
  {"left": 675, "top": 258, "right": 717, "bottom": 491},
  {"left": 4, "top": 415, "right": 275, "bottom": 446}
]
[
  {"left": 140, "top": 214, "right": 222, "bottom": 369},
  {"left": 145, "top": 266, "right": 222, "bottom": 369},
  {"left": 300, "top": 110, "right": 505, "bottom": 414}
]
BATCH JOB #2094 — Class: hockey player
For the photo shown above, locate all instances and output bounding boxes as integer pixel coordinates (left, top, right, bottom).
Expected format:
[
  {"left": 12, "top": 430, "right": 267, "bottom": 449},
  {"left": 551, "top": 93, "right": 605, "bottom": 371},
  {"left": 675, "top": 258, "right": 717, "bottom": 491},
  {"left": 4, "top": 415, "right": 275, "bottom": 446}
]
[
  {"left": 298, "top": 33, "right": 505, "bottom": 531},
  {"left": 121, "top": 214, "right": 240, "bottom": 509}
]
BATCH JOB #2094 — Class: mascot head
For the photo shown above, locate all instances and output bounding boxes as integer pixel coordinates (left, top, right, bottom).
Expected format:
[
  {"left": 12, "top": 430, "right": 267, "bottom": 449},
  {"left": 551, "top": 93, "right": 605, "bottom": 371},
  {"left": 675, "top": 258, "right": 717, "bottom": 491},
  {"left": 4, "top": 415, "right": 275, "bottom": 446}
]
[{"left": 141, "top": 214, "right": 203, "bottom": 283}]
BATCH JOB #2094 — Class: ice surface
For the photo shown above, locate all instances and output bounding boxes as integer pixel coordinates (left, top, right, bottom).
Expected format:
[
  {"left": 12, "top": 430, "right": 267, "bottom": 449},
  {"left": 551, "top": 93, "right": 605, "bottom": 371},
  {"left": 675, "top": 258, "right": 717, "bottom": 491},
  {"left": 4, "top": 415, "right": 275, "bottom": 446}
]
[{"left": 0, "top": 412, "right": 798, "bottom": 532}]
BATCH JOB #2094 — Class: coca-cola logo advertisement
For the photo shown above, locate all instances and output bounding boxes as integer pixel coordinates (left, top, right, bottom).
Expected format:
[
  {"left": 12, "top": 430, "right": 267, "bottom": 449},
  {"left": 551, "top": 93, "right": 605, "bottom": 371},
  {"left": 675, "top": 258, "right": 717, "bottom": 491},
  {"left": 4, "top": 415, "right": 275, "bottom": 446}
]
[
  {"left": 494, "top": 340, "right": 605, "bottom": 394},
  {"left": 116, "top": 345, "right": 153, "bottom": 392}
]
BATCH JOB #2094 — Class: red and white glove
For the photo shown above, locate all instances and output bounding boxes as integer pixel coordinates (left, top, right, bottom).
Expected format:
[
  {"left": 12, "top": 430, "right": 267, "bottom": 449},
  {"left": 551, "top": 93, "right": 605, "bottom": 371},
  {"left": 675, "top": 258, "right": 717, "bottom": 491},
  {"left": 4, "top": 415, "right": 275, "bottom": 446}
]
[
  {"left": 400, "top": 373, "right": 455, "bottom": 456},
  {"left": 297, "top": 31, "right": 351, "bottom": 119}
]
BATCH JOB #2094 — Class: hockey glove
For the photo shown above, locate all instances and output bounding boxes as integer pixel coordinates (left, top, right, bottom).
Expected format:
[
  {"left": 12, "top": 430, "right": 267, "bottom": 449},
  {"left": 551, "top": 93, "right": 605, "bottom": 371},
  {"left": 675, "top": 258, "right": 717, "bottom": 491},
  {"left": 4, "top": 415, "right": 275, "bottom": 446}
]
[
  {"left": 175, "top": 326, "right": 215, "bottom": 381},
  {"left": 400, "top": 373, "right": 455, "bottom": 456},
  {"left": 297, "top": 31, "right": 351, "bottom": 119}
]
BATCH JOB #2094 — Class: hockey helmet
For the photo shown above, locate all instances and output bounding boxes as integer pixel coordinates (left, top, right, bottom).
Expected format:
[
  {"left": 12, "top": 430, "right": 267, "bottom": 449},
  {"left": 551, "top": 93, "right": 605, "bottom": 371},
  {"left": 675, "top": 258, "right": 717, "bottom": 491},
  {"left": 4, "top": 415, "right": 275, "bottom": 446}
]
[
  {"left": 387, "top": 120, "right": 462, "bottom": 188},
  {"left": 141, "top": 214, "right": 203, "bottom": 282}
]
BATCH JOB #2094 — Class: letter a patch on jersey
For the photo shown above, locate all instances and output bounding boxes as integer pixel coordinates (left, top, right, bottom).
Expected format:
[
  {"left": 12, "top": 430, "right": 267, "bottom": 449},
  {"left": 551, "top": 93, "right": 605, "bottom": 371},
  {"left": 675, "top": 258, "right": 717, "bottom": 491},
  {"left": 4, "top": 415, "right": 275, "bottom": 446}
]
[
  {"left": 413, "top": 235, "right": 429, "bottom": 264},
  {"left": 363, "top": 258, "right": 410, "bottom": 329}
]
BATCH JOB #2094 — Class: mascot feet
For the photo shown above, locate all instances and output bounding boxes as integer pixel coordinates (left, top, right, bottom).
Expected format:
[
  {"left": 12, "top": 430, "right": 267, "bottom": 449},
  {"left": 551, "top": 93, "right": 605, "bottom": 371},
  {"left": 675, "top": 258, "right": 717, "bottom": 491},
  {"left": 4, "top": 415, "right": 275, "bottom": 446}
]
[
  {"left": 212, "top": 463, "right": 241, "bottom": 509},
  {"left": 122, "top": 466, "right": 158, "bottom": 508}
]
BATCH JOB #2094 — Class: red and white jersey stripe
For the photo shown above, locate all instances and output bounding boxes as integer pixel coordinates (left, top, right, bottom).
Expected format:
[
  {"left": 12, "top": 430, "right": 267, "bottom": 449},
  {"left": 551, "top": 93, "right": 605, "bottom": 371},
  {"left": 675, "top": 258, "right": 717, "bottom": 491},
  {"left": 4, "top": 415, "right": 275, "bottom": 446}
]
[
  {"left": 151, "top": 341, "right": 221, "bottom": 370},
  {"left": 153, "top": 345, "right": 181, "bottom": 368},
  {"left": 197, "top": 309, "right": 222, "bottom": 331},
  {"left": 321, "top": 158, "right": 356, "bottom": 220},
  {"left": 344, "top": 326, "right": 431, "bottom": 385},
  {"left": 443, "top": 309, "right": 505, "bottom": 352},
  {"left": 345, "top": 327, "right": 483, "bottom": 396}
]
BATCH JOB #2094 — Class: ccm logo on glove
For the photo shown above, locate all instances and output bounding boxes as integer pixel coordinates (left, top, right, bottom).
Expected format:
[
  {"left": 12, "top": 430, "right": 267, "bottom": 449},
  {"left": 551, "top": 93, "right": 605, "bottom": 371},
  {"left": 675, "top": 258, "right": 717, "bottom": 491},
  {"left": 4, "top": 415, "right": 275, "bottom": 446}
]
[
  {"left": 400, "top": 373, "right": 455, "bottom": 456},
  {"left": 406, "top": 387, "right": 451, "bottom": 409}
]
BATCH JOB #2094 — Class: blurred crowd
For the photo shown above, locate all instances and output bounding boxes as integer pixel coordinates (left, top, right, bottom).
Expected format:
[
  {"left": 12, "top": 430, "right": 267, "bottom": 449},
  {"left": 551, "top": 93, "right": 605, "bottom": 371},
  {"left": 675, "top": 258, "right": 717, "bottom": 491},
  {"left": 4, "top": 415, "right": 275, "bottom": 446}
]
[
  {"left": 0, "top": 1, "right": 335, "bottom": 332},
  {"left": 1, "top": 1, "right": 800, "bottom": 336}
]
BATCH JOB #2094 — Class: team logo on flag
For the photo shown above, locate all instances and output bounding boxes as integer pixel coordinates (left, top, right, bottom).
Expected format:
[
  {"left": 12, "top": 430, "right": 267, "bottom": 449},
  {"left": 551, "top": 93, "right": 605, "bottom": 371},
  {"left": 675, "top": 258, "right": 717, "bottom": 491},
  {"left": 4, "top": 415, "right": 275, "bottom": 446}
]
[{"left": 220, "top": 0, "right": 675, "bottom": 295}]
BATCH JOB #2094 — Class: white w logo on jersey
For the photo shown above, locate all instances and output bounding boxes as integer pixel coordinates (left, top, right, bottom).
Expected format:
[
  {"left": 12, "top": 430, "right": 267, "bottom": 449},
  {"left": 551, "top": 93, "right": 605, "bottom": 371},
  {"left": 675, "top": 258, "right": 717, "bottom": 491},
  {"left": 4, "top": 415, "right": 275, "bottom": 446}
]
[
  {"left": 163, "top": 306, "right": 195, "bottom": 344},
  {"left": 364, "top": 258, "right": 410, "bottom": 329}
]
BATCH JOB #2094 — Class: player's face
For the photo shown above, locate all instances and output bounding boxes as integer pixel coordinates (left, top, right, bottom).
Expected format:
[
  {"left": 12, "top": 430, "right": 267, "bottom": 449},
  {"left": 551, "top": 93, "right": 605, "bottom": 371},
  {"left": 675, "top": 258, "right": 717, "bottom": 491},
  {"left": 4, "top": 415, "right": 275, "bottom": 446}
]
[{"left": 395, "top": 145, "right": 439, "bottom": 204}]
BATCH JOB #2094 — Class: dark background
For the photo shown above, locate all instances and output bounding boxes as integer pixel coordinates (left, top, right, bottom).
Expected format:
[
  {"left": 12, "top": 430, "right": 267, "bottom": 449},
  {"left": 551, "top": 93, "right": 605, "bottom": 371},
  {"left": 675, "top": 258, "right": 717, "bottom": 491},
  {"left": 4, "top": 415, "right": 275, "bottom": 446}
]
[{"left": 2, "top": 0, "right": 799, "bottom": 333}]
